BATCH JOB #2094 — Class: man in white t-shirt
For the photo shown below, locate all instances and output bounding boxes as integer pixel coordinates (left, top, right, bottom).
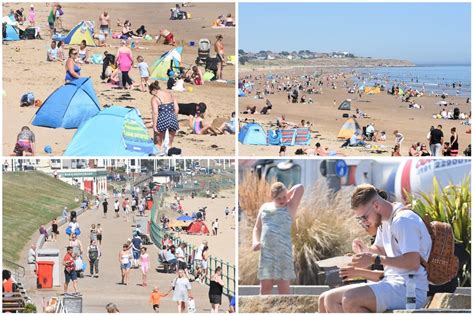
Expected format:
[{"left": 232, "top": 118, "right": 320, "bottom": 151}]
[
  {"left": 318, "top": 184, "right": 432, "bottom": 313},
  {"left": 176, "top": 242, "right": 189, "bottom": 277}
]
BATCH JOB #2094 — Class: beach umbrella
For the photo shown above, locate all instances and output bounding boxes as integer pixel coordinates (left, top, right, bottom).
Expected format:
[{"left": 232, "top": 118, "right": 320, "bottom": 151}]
[
  {"left": 176, "top": 215, "right": 193, "bottom": 221},
  {"left": 436, "top": 101, "right": 448, "bottom": 106},
  {"left": 169, "top": 220, "right": 189, "bottom": 228}
]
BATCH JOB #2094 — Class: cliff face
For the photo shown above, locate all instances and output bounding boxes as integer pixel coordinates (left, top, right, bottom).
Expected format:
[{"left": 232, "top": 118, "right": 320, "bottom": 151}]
[{"left": 239, "top": 57, "right": 415, "bottom": 71}]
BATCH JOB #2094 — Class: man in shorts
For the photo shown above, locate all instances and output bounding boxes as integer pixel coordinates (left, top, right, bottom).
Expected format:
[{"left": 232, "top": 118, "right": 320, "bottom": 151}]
[
  {"left": 318, "top": 184, "right": 432, "bottom": 312},
  {"left": 214, "top": 34, "right": 225, "bottom": 80},
  {"left": 63, "top": 246, "right": 79, "bottom": 294},
  {"left": 99, "top": 11, "right": 110, "bottom": 38}
]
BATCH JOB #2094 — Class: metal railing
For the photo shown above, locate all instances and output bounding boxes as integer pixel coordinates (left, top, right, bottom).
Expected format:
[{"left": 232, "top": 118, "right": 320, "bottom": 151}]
[
  {"left": 150, "top": 195, "right": 235, "bottom": 297},
  {"left": 2, "top": 258, "right": 26, "bottom": 282}
]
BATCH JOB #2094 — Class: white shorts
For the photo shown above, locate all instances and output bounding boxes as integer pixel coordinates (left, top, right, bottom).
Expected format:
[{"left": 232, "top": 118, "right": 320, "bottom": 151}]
[{"left": 367, "top": 278, "right": 428, "bottom": 312}]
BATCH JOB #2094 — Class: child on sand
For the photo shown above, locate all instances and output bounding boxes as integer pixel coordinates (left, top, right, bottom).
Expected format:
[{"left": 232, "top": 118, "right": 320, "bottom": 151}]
[
  {"left": 149, "top": 286, "right": 170, "bottom": 312},
  {"left": 252, "top": 182, "right": 304, "bottom": 295},
  {"left": 137, "top": 56, "right": 150, "bottom": 92},
  {"left": 393, "top": 130, "right": 404, "bottom": 147},
  {"left": 191, "top": 112, "right": 220, "bottom": 136}
]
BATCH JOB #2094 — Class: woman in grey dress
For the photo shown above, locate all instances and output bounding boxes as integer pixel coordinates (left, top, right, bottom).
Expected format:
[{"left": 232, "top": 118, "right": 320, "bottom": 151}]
[
  {"left": 252, "top": 182, "right": 304, "bottom": 295},
  {"left": 172, "top": 269, "right": 193, "bottom": 313}
]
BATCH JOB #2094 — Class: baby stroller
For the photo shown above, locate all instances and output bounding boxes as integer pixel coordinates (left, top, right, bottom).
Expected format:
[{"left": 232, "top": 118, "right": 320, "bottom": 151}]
[{"left": 195, "top": 39, "right": 211, "bottom": 65}]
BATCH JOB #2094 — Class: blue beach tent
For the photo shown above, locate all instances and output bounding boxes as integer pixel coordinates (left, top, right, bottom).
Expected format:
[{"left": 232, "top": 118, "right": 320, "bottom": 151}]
[
  {"left": 238, "top": 123, "right": 267, "bottom": 145},
  {"left": 4, "top": 24, "right": 20, "bottom": 41},
  {"left": 32, "top": 78, "right": 101, "bottom": 129},
  {"left": 64, "top": 106, "right": 158, "bottom": 156}
]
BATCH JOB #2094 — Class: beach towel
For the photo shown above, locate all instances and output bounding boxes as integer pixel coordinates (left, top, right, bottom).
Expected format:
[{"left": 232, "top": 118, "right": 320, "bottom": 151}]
[
  {"left": 203, "top": 71, "right": 215, "bottom": 81},
  {"left": 91, "top": 54, "right": 103, "bottom": 64},
  {"left": 280, "top": 129, "right": 297, "bottom": 146},
  {"left": 294, "top": 128, "right": 311, "bottom": 146}
]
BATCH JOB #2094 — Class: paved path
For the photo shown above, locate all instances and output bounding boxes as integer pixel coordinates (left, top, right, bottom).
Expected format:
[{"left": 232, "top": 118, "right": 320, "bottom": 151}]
[{"left": 26, "top": 193, "right": 229, "bottom": 313}]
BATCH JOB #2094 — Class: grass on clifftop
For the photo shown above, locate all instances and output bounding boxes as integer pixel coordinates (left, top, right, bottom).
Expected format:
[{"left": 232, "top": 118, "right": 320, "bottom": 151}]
[{"left": 3, "top": 171, "right": 87, "bottom": 263}]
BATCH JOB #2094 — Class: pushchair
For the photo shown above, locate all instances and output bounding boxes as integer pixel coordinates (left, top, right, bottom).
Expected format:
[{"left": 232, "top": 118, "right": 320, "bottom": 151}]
[{"left": 195, "top": 39, "right": 211, "bottom": 65}]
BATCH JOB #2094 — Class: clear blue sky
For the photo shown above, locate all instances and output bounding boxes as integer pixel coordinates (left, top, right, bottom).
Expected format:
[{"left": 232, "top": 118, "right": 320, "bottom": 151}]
[{"left": 239, "top": 3, "right": 471, "bottom": 65}]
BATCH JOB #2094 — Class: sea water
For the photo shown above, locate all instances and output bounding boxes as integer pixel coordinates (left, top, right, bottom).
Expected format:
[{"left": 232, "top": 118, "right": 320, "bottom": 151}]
[{"left": 353, "top": 65, "right": 471, "bottom": 97}]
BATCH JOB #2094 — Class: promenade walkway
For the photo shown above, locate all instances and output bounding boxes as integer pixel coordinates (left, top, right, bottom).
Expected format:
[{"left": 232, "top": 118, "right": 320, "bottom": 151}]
[{"left": 25, "top": 191, "right": 224, "bottom": 313}]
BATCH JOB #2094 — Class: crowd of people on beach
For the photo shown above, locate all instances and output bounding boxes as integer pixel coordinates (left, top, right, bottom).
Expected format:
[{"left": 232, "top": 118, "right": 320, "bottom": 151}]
[
  {"left": 239, "top": 68, "right": 471, "bottom": 156},
  {"left": 5, "top": 3, "right": 236, "bottom": 156}
]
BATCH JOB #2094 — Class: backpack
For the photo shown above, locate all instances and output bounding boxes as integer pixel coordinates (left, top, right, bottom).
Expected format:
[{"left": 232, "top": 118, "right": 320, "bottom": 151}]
[
  {"left": 89, "top": 246, "right": 99, "bottom": 261},
  {"left": 419, "top": 213, "right": 459, "bottom": 285}
]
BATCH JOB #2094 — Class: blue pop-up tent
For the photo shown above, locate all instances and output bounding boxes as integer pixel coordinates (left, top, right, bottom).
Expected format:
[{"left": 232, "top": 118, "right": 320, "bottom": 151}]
[
  {"left": 64, "top": 106, "right": 158, "bottom": 156},
  {"left": 4, "top": 24, "right": 20, "bottom": 41},
  {"left": 238, "top": 122, "right": 267, "bottom": 145},
  {"left": 32, "top": 78, "right": 101, "bottom": 129}
]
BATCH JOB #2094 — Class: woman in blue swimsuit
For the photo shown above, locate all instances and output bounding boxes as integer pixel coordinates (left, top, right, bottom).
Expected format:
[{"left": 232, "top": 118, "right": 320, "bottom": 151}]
[{"left": 65, "top": 48, "right": 81, "bottom": 82}]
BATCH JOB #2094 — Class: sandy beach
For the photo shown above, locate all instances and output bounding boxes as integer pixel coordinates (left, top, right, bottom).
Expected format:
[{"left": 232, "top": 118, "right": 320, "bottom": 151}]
[
  {"left": 3, "top": 2, "right": 236, "bottom": 156},
  {"left": 162, "top": 189, "right": 235, "bottom": 264},
  {"left": 238, "top": 66, "right": 471, "bottom": 157}
]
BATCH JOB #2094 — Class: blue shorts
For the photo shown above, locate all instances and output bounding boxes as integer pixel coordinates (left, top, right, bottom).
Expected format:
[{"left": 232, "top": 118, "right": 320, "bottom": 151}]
[
  {"left": 64, "top": 270, "right": 77, "bottom": 283},
  {"left": 121, "top": 262, "right": 131, "bottom": 270},
  {"left": 133, "top": 250, "right": 140, "bottom": 260}
]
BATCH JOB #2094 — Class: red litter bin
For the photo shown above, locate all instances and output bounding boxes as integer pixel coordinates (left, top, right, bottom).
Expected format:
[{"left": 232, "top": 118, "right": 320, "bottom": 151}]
[
  {"left": 37, "top": 261, "right": 54, "bottom": 289},
  {"left": 146, "top": 200, "right": 153, "bottom": 210}
]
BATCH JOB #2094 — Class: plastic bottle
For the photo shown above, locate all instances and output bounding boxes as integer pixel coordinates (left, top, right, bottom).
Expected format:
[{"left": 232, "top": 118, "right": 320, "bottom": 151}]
[{"left": 405, "top": 274, "right": 417, "bottom": 310}]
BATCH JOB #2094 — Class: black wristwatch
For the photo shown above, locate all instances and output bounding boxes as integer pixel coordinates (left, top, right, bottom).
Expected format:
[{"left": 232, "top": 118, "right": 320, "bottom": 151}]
[{"left": 374, "top": 255, "right": 382, "bottom": 266}]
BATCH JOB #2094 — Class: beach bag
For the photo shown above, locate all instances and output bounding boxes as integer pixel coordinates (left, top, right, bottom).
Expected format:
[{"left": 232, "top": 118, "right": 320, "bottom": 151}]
[
  {"left": 20, "top": 92, "right": 35, "bottom": 106},
  {"left": 420, "top": 214, "right": 459, "bottom": 285},
  {"left": 187, "top": 298, "right": 196, "bottom": 313}
]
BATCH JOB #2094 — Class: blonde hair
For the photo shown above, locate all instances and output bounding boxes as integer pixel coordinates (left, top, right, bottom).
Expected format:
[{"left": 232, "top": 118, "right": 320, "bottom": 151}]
[
  {"left": 351, "top": 184, "right": 379, "bottom": 209},
  {"left": 271, "top": 182, "right": 287, "bottom": 199}
]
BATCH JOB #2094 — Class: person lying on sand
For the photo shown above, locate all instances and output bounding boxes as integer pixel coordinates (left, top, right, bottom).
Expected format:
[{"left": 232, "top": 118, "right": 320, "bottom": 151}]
[
  {"left": 277, "top": 115, "right": 298, "bottom": 129},
  {"left": 225, "top": 13, "right": 235, "bottom": 26},
  {"left": 241, "top": 105, "right": 257, "bottom": 115},
  {"left": 190, "top": 113, "right": 219, "bottom": 136},
  {"left": 355, "top": 108, "right": 369, "bottom": 119},
  {"left": 156, "top": 29, "right": 176, "bottom": 46}
]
